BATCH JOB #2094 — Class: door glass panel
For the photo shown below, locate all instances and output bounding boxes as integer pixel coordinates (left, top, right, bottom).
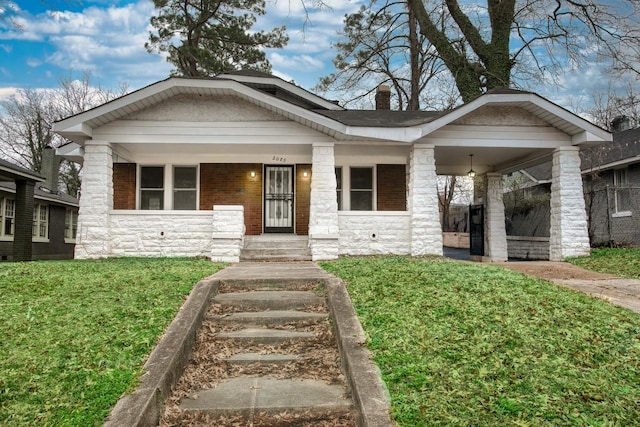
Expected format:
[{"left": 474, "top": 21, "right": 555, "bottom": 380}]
[{"left": 265, "top": 166, "right": 294, "bottom": 230}]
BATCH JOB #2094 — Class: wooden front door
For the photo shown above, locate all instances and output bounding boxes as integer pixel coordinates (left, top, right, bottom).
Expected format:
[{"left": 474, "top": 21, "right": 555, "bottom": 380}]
[{"left": 264, "top": 165, "right": 294, "bottom": 233}]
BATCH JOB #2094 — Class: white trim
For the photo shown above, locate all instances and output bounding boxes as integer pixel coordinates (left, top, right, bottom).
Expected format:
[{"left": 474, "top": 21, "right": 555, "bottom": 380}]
[
  {"left": 612, "top": 211, "right": 632, "bottom": 218},
  {"left": 110, "top": 210, "right": 213, "bottom": 216}
]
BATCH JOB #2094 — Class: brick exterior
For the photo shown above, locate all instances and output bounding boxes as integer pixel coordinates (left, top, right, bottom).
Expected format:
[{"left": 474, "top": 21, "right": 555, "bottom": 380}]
[
  {"left": 200, "top": 163, "right": 263, "bottom": 235},
  {"left": 377, "top": 164, "right": 406, "bottom": 211},
  {"left": 295, "top": 164, "right": 311, "bottom": 235},
  {"left": 113, "top": 163, "right": 137, "bottom": 210},
  {"left": 13, "top": 180, "right": 35, "bottom": 261}
]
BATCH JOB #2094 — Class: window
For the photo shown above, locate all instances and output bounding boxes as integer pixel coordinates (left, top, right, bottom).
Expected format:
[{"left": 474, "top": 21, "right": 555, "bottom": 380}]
[
  {"left": 350, "top": 167, "right": 373, "bottom": 211},
  {"left": 140, "top": 166, "right": 164, "bottom": 210},
  {"left": 1, "top": 197, "right": 15, "bottom": 238},
  {"left": 335, "top": 167, "right": 342, "bottom": 210},
  {"left": 173, "top": 166, "right": 197, "bottom": 210},
  {"left": 32, "top": 203, "right": 48, "bottom": 239},
  {"left": 614, "top": 168, "right": 631, "bottom": 213},
  {"left": 65, "top": 208, "right": 78, "bottom": 240}
]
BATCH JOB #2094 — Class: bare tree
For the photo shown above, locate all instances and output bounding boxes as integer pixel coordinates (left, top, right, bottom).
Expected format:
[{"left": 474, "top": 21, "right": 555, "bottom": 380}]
[
  {"left": 317, "top": 0, "right": 459, "bottom": 110},
  {"left": 407, "top": 0, "right": 640, "bottom": 102},
  {"left": 0, "top": 73, "right": 127, "bottom": 196}
]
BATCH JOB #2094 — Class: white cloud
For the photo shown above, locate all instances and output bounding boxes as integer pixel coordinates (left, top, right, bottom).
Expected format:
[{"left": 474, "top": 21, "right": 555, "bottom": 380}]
[{"left": 0, "top": 87, "right": 18, "bottom": 100}]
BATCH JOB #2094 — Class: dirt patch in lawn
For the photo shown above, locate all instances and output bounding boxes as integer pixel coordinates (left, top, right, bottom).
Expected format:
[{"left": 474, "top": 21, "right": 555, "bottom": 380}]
[{"left": 500, "top": 261, "right": 618, "bottom": 281}]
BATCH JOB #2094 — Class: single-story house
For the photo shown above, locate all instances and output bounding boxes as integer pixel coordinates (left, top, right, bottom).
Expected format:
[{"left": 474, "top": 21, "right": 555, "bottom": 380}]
[
  {"left": 0, "top": 149, "right": 79, "bottom": 261},
  {"left": 52, "top": 71, "right": 611, "bottom": 262}
]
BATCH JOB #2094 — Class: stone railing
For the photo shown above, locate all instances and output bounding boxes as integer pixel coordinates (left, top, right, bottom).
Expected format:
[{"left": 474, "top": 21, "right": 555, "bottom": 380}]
[
  {"left": 338, "top": 211, "right": 411, "bottom": 255},
  {"left": 211, "top": 205, "right": 245, "bottom": 262},
  {"left": 109, "top": 211, "right": 214, "bottom": 257}
]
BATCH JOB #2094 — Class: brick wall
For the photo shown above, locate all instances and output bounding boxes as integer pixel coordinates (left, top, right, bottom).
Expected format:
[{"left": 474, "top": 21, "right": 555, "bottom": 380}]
[
  {"left": 113, "top": 163, "right": 136, "bottom": 210},
  {"left": 296, "top": 164, "right": 311, "bottom": 235},
  {"left": 200, "top": 163, "right": 263, "bottom": 235},
  {"left": 377, "top": 164, "right": 406, "bottom": 211}
]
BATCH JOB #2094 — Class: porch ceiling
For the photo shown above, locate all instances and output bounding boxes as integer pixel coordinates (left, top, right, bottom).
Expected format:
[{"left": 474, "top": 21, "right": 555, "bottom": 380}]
[{"left": 434, "top": 146, "right": 554, "bottom": 176}]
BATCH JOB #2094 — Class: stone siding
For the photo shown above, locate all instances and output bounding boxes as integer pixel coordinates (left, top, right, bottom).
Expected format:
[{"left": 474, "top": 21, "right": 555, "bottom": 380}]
[
  {"left": 408, "top": 145, "right": 442, "bottom": 256},
  {"left": 309, "top": 143, "right": 339, "bottom": 260},
  {"left": 211, "top": 205, "right": 245, "bottom": 262},
  {"left": 550, "top": 147, "right": 590, "bottom": 260},
  {"left": 110, "top": 211, "right": 214, "bottom": 257},
  {"left": 338, "top": 212, "right": 410, "bottom": 255},
  {"left": 507, "top": 236, "right": 550, "bottom": 260}
]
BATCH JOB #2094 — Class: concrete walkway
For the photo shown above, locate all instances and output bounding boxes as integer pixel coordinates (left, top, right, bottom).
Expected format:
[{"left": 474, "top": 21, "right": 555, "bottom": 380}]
[
  {"left": 105, "top": 261, "right": 394, "bottom": 426},
  {"left": 500, "top": 261, "right": 640, "bottom": 313}
]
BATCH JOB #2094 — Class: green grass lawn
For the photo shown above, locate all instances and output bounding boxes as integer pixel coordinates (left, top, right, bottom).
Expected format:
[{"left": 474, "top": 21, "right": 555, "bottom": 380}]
[
  {"left": 568, "top": 248, "right": 640, "bottom": 279},
  {"left": 0, "top": 257, "right": 224, "bottom": 426},
  {"left": 321, "top": 256, "right": 640, "bottom": 426}
]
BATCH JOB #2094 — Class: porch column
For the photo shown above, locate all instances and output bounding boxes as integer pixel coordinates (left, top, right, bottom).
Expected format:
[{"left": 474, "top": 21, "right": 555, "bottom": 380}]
[
  {"left": 308, "top": 142, "right": 339, "bottom": 260},
  {"left": 75, "top": 140, "right": 113, "bottom": 259},
  {"left": 13, "top": 179, "right": 35, "bottom": 261},
  {"left": 408, "top": 144, "right": 442, "bottom": 256},
  {"left": 549, "top": 146, "right": 590, "bottom": 260},
  {"left": 484, "top": 173, "right": 508, "bottom": 262}
]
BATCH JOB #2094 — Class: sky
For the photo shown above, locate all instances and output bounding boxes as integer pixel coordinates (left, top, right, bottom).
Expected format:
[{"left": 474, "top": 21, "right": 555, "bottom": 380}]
[{"left": 0, "top": 0, "right": 637, "bottom": 114}]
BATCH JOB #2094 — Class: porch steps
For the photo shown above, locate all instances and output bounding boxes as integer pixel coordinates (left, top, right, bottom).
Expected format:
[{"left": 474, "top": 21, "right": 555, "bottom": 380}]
[
  {"left": 171, "top": 263, "right": 355, "bottom": 424},
  {"left": 240, "top": 234, "right": 312, "bottom": 261}
]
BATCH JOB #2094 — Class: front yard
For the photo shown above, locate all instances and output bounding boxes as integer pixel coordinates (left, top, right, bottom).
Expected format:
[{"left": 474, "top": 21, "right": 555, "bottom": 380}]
[
  {"left": 1, "top": 250, "right": 638, "bottom": 426},
  {"left": 0, "top": 258, "right": 224, "bottom": 426},
  {"left": 321, "top": 253, "right": 640, "bottom": 426}
]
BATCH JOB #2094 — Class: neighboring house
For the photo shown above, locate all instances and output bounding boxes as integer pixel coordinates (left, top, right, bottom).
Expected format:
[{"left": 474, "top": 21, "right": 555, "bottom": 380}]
[
  {"left": 52, "top": 71, "right": 610, "bottom": 262},
  {"left": 506, "top": 119, "right": 640, "bottom": 257},
  {"left": 0, "top": 150, "right": 79, "bottom": 261},
  {"left": 582, "top": 121, "right": 640, "bottom": 246}
]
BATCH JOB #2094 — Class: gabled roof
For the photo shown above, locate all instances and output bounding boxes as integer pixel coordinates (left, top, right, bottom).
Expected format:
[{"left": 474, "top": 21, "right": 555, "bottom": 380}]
[{"left": 53, "top": 75, "right": 611, "bottom": 147}]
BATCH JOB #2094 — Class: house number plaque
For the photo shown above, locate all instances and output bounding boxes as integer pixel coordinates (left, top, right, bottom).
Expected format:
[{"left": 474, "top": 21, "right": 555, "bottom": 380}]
[{"left": 272, "top": 156, "right": 287, "bottom": 162}]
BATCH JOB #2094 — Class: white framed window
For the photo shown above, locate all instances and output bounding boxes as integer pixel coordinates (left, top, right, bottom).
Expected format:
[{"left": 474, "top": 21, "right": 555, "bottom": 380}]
[
  {"left": 335, "top": 167, "right": 342, "bottom": 211},
  {"left": 140, "top": 166, "right": 164, "bottom": 210},
  {"left": 614, "top": 168, "right": 631, "bottom": 214},
  {"left": 1, "top": 197, "right": 15, "bottom": 239},
  {"left": 65, "top": 208, "right": 78, "bottom": 242},
  {"left": 350, "top": 167, "right": 373, "bottom": 211},
  {"left": 173, "top": 166, "right": 198, "bottom": 210},
  {"left": 32, "top": 203, "right": 49, "bottom": 240}
]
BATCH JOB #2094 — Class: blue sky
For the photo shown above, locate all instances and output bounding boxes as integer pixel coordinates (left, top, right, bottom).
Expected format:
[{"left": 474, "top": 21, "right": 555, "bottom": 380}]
[
  {"left": 0, "top": 0, "right": 636, "bottom": 113},
  {"left": 0, "top": 0, "right": 363, "bottom": 99}
]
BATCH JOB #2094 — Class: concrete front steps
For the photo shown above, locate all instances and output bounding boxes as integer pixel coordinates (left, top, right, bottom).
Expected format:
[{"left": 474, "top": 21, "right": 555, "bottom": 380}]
[
  {"left": 240, "top": 234, "right": 312, "bottom": 261},
  {"left": 171, "top": 274, "right": 355, "bottom": 425}
]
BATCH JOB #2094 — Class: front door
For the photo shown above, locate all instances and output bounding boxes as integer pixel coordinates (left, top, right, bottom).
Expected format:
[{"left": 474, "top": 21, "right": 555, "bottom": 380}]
[{"left": 264, "top": 165, "right": 294, "bottom": 233}]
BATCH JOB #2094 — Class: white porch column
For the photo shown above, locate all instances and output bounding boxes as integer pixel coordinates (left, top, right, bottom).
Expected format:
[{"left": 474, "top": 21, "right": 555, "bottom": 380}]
[
  {"left": 408, "top": 144, "right": 442, "bottom": 256},
  {"left": 75, "top": 140, "right": 113, "bottom": 259},
  {"left": 549, "top": 146, "right": 590, "bottom": 261},
  {"left": 308, "top": 142, "right": 339, "bottom": 260},
  {"left": 484, "top": 173, "right": 508, "bottom": 262}
]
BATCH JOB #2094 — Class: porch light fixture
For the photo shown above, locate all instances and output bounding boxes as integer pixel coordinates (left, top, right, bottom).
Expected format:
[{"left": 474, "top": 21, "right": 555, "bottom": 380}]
[
  {"left": 467, "top": 154, "right": 476, "bottom": 177},
  {"left": 303, "top": 170, "right": 309, "bottom": 178},
  {"left": 250, "top": 170, "right": 256, "bottom": 178}
]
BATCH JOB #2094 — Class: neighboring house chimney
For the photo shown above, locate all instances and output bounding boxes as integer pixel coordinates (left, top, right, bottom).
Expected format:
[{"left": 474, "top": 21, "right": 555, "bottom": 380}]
[
  {"left": 40, "top": 145, "right": 62, "bottom": 193},
  {"left": 611, "top": 115, "right": 631, "bottom": 133},
  {"left": 375, "top": 85, "right": 391, "bottom": 110}
]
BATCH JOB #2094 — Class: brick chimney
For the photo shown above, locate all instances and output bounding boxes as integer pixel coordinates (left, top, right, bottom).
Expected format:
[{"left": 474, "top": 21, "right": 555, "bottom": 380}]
[
  {"left": 40, "top": 145, "right": 62, "bottom": 193},
  {"left": 375, "top": 85, "right": 391, "bottom": 110}
]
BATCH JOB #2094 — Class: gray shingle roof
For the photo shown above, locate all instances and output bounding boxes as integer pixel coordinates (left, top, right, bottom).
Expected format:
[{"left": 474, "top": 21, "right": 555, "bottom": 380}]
[{"left": 312, "top": 109, "right": 446, "bottom": 127}]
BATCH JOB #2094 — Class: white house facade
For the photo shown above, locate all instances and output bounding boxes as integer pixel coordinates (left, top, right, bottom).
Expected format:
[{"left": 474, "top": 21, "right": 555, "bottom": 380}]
[{"left": 53, "top": 71, "right": 611, "bottom": 262}]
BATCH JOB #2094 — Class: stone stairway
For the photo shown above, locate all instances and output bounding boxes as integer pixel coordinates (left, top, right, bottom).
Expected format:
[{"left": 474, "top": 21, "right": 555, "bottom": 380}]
[
  {"left": 160, "top": 267, "right": 355, "bottom": 425},
  {"left": 240, "top": 234, "right": 312, "bottom": 261}
]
